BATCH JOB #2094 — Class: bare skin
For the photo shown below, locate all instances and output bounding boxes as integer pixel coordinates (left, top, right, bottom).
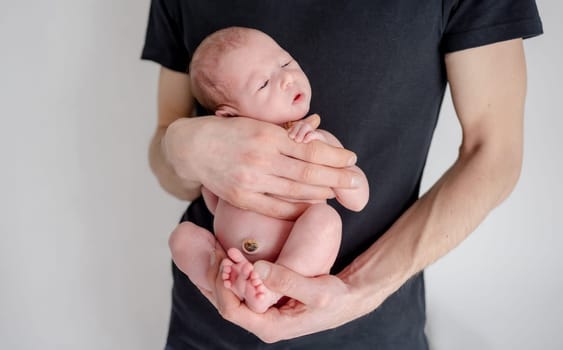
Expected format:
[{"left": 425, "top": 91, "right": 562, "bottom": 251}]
[
  {"left": 167, "top": 28, "right": 369, "bottom": 313},
  {"left": 187, "top": 39, "right": 528, "bottom": 342},
  {"left": 212, "top": 128, "right": 346, "bottom": 312},
  {"left": 171, "top": 119, "right": 351, "bottom": 313},
  {"left": 149, "top": 21, "right": 526, "bottom": 339}
]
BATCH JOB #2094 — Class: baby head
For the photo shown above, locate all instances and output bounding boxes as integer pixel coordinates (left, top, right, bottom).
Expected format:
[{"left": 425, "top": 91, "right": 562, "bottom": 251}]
[{"left": 189, "top": 27, "right": 311, "bottom": 125}]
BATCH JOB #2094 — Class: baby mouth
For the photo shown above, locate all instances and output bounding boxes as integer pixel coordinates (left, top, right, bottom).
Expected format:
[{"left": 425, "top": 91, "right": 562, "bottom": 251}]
[{"left": 293, "top": 93, "right": 303, "bottom": 104}]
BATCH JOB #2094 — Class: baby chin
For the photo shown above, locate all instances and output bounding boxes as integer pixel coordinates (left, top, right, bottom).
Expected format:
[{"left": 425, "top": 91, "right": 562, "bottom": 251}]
[{"left": 291, "top": 92, "right": 311, "bottom": 118}]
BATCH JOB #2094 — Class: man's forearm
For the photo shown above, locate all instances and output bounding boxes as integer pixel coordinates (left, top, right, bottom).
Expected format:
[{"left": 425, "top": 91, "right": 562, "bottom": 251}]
[
  {"left": 340, "top": 139, "right": 522, "bottom": 305},
  {"left": 149, "top": 125, "right": 201, "bottom": 201}
]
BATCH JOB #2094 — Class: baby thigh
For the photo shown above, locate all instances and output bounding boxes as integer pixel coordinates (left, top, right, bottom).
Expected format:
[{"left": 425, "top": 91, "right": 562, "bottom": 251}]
[
  {"left": 276, "top": 203, "right": 342, "bottom": 276},
  {"left": 168, "top": 221, "right": 217, "bottom": 292}
]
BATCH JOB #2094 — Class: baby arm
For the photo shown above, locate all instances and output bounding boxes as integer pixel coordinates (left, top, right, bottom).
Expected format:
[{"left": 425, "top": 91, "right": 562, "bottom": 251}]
[{"left": 287, "top": 121, "right": 369, "bottom": 211}]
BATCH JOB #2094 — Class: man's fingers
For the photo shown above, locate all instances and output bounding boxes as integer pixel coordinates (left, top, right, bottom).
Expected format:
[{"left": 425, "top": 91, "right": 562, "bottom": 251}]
[
  {"left": 273, "top": 155, "right": 361, "bottom": 189},
  {"left": 232, "top": 192, "right": 309, "bottom": 220},
  {"left": 280, "top": 139, "right": 357, "bottom": 168},
  {"left": 259, "top": 175, "right": 335, "bottom": 201},
  {"left": 253, "top": 261, "right": 320, "bottom": 307}
]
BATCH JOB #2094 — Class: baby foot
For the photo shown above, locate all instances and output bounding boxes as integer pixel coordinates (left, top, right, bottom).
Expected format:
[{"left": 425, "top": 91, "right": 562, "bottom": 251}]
[
  {"left": 221, "top": 248, "right": 253, "bottom": 300},
  {"left": 245, "top": 269, "right": 282, "bottom": 313},
  {"left": 222, "top": 248, "right": 281, "bottom": 313}
]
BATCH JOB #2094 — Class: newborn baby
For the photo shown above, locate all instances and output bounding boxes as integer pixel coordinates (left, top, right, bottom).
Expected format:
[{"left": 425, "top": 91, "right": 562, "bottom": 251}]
[{"left": 169, "top": 26, "right": 369, "bottom": 313}]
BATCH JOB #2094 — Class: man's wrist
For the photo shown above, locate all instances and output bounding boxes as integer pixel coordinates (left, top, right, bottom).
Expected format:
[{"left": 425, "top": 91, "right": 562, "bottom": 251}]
[
  {"left": 339, "top": 235, "right": 414, "bottom": 311},
  {"left": 152, "top": 119, "right": 203, "bottom": 200}
]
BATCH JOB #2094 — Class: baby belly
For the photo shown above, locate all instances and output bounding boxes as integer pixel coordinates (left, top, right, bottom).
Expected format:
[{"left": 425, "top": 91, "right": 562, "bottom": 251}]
[{"left": 214, "top": 200, "right": 293, "bottom": 262}]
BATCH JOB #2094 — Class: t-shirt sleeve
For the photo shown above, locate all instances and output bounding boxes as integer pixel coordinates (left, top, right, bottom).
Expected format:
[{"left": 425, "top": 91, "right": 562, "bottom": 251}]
[
  {"left": 441, "top": 0, "right": 543, "bottom": 53},
  {"left": 140, "top": 0, "right": 190, "bottom": 72}
]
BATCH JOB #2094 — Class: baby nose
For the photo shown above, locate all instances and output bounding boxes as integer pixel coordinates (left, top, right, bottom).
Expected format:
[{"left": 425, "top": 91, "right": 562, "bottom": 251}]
[{"left": 280, "top": 71, "right": 294, "bottom": 89}]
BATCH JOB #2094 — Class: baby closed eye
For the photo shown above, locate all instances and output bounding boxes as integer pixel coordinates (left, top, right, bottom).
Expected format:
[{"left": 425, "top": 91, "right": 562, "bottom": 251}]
[{"left": 258, "top": 80, "right": 269, "bottom": 91}]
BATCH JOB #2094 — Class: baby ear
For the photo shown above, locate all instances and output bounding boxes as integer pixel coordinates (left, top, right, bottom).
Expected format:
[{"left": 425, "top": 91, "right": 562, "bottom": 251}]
[{"left": 215, "top": 105, "right": 236, "bottom": 118}]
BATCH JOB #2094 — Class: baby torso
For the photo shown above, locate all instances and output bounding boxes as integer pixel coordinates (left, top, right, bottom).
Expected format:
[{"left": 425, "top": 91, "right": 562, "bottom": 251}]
[{"left": 213, "top": 199, "right": 294, "bottom": 262}]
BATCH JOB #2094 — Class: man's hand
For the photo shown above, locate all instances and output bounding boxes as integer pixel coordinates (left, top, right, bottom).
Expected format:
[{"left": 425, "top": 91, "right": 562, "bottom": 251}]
[
  {"left": 162, "top": 115, "right": 360, "bottom": 219},
  {"left": 196, "top": 241, "right": 363, "bottom": 343},
  {"left": 152, "top": 68, "right": 358, "bottom": 216},
  {"left": 199, "top": 256, "right": 384, "bottom": 343}
]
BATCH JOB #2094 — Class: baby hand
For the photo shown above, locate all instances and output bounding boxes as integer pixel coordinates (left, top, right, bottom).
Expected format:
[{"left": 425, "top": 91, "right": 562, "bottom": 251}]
[{"left": 288, "top": 121, "right": 323, "bottom": 143}]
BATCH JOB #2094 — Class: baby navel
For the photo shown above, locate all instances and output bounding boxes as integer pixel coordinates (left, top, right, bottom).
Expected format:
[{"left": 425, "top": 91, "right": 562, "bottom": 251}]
[{"left": 242, "top": 239, "right": 259, "bottom": 254}]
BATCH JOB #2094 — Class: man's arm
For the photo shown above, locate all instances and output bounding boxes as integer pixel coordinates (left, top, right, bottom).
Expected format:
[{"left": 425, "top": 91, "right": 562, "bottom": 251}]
[
  {"left": 210, "top": 38, "right": 527, "bottom": 342},
  {"left": 148, "top": 67, "right": 199, "bottom": 200},
  {"left": 340, "top": 38, "right": 526, "bottom": 302}
]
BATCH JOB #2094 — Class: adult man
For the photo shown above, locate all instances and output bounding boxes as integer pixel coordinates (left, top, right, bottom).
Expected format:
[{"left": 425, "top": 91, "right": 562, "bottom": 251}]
[{"left": 142, "top": 1, "right": 542, "bottom": 348}]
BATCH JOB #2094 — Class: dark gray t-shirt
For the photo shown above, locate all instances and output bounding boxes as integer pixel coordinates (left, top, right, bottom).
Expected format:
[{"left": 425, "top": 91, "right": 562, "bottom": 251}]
[{"left": 142, "top": 1, "right": 542, "bottom": 349}]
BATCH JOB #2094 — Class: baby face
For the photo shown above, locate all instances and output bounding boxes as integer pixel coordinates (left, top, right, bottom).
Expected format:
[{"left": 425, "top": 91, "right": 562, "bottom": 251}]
[{"left": 216, "top": 32, "right": 311, "bottom": 124}]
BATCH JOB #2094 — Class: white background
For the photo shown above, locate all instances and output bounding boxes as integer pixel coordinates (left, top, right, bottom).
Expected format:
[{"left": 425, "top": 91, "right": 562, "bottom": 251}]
[{"left": 0, "top": 1, "right": 560, "bottom": 349}]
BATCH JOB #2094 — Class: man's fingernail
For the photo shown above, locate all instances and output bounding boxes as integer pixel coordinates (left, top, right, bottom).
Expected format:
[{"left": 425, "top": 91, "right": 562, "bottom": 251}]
[
  {"left": 348, "top": 154, "right": 357, "bottom": 166},
  {"left": 254, "top": 261, "right": 270, "bottom": 279},
  {"left": 351, "top": 175, "right": 360, "bottom": 188},
  {"left": 209, "top": 252, "right": 216, "bottom": 267}
]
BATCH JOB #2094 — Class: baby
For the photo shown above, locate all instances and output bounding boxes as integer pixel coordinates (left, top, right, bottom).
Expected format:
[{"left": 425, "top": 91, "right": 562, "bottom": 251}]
[{"left": 169, "top": 27, "right": 369, "bottom": 313}]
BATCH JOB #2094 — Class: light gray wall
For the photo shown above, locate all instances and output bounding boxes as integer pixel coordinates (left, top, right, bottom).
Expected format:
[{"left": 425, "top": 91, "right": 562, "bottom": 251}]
[
  {"left": 1, "top": 1, "right": 183, "bottom": 349},
  {"left": 424, "top": 3, "right": 562, "bottom": 349},
  {"left": 0, "top": 1, "right": 560, "bottom": 349}
]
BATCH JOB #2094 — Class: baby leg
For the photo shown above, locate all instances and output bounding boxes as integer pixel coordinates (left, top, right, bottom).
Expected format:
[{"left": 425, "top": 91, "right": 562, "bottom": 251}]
[
  {"left": 168, "top": 221, "right": 217, "bottom": 293},
  {"left": 276, "top": 203, "right": 342, "bottom": 275},
  {"left": 243, "top": 204, "right": 342, "bottom": 312}
]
